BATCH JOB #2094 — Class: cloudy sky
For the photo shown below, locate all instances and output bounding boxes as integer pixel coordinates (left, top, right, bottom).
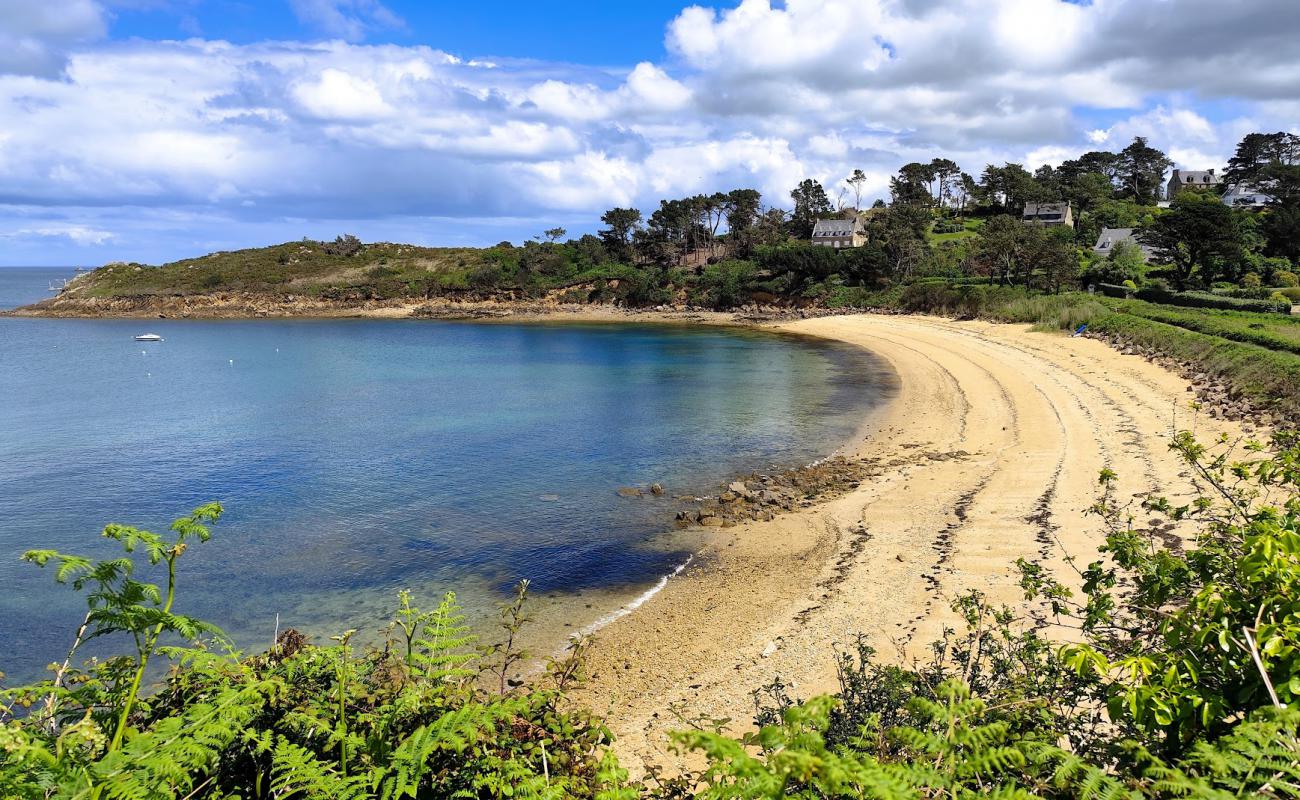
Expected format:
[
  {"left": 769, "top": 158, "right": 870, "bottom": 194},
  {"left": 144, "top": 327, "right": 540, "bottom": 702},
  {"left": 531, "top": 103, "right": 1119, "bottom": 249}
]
[{"left": 1, "top": 0, "right": 1297, "bottom": 265}]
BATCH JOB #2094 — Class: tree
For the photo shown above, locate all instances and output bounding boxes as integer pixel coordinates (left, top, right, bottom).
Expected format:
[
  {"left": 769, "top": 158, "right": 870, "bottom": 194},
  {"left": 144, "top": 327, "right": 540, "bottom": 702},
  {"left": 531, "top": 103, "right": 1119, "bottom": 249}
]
[
  {"left": 1260, "top": 163, "right": 1300, "bottom": 262},
  {"left": 598, "top": 208, "right": 642, "bottom": 263},
  {"left": 1030, "top": 225, "right": 1080, "bottom": 293},
  {"left": 1058, "top": 150, "right": 1120, "bottom": 188},
  {"left": 1224, "top": 131, "right": 1300, "bottom": 185},
  {"left": 754, "top": 206, "right": 789, "bottom": 248},
  {"left": 862, "top": 206, "right": 932, "bottom": 281},
  {"left": 1138, "top": 192, "right": 1252, "bottom": 288},
  {"left": 845, "top": 169, "right": 868, "bottom": 210},
  {"left": 687, "top": 192, "right": 728, "bottom": 258},
  {"left": 724, "top": 189, "right": 763, "bottom": 257},
  {"left": 1083, "top": 239, "right": 1145, "bottom": 287},
  {"left": 1033, "top": 164, "right": 1062, "bottom": 200},
  {"left": 639, "top": 199, "right": 699, "bottom": 265},
  {"left": 971, "top": 215, "right": 1026, "bottom": 285},
  {"left": 890, "top": 162, "right": 934, "bottom": 207},
  {"left": 928, "top": 158, "right": 962, "bottom": 209},
  {"left": 1067, "top": 171, "right": 1117, "bottom": 214},
  {"left": 542, "top": 227, "right": 567, "bottom": 244},
  {"left": 978, "top": 163, "right": 1044, "bottom": 214},
  {"left": 1116, "top": 137, "right": 1173, "bottom": 204},
  {"left": 956, "top": 173, "right": 977, "bottom": 217},
  {"left": 789, "top": 179, "right": 834, "bottom": 239}
]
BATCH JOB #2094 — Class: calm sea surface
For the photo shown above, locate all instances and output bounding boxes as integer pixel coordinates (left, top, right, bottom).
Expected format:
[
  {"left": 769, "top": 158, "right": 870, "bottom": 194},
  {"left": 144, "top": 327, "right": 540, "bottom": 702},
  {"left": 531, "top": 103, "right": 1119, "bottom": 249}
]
[{"left": 0, "top": 268, "right": 895, "bottom": 680}]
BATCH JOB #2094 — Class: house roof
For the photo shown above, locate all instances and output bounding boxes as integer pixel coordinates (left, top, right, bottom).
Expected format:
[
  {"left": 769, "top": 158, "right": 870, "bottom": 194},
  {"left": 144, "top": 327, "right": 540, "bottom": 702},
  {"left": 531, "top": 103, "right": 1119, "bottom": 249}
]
[
  {"left": 1023, "top": 202, "right": 1069, "bottom": 217},
  {"left": 1222, "top": 184, "right": 1273, "bottom": 204},
  {"left": 812, "top": 219, "right": 859, "bottom": 236},
  {"left": 1093, "top": 227, "right": 1156, "bottom": 259},
  {"left": 1173, "top": 170, "right": 1221, "bottom": 185}
]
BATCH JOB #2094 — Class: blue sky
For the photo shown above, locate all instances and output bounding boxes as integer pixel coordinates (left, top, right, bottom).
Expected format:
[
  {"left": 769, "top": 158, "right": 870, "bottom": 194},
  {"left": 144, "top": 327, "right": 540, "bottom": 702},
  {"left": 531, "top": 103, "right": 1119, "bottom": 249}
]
[
  {"left": 109, "top": 1, "right": 684, "bottom": 65},
  {"left": 1, "top": 0, "right": 1297, "bottom": 266}
]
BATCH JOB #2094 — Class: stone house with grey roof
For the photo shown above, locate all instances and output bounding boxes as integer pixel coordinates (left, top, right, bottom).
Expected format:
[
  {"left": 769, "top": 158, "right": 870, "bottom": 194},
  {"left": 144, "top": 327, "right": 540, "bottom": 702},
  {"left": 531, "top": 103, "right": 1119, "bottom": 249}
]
[
  {"left": 811, "top": 216, "right": 867, "bottom": 248},
  {"left": 1167, "top": 169, "right": 1221, "bottom": 198}
]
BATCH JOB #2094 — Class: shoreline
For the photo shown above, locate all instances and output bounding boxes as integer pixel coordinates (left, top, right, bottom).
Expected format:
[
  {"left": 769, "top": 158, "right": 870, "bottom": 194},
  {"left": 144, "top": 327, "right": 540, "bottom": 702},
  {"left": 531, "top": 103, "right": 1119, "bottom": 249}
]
[
  {"left": 6, "top": 300, "right": 1259, "bottom": 775},
  {"left": 566, "top": 313, "right": 1253, "bottom": 776}
]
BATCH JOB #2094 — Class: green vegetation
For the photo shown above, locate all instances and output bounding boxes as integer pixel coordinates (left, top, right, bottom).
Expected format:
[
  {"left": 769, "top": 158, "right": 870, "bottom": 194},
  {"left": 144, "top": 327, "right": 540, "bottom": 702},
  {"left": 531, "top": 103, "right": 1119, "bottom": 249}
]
[
  {"left": 82, "top": 241, "right": 499, "bottom": 299},
  {"left": 55, "top": 130, "right": 1299, "bottom": 318},
  {"left": 927, "top": 217, "right": 983, "bottom": 243},
  {"left": 4, "top": 429, "right": 1298, "bottom": 797}
]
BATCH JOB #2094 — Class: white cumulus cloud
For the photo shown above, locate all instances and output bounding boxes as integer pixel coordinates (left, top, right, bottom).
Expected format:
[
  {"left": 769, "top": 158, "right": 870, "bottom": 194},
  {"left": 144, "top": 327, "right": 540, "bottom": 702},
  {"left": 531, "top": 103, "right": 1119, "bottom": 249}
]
[{"left": 2, "top": 0, "right": 1300, "bottom": 263}]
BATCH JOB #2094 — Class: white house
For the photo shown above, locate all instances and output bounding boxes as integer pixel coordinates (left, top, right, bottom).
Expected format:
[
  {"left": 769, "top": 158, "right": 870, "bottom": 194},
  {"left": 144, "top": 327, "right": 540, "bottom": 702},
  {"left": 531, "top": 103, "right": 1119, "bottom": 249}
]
[{"left": 1221, "top": 184, "right": 1273, "bottom": 209}]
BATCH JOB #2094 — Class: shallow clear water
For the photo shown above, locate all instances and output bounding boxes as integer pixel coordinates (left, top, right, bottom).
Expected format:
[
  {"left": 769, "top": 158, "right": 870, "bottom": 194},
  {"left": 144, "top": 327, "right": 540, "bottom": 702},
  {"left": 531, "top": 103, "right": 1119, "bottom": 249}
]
[{"left": 0, "top": 268, "right": 894, "bottom": 681}]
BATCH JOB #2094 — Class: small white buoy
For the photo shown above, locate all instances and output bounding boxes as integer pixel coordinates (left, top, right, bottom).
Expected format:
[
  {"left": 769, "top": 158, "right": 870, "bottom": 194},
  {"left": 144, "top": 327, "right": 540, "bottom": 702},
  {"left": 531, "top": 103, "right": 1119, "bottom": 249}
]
[
  {"left": 141, "top": 350, "right": 146, "bottom": 356},
  {"left": 229, "top": 359, "right": 234, "bottom": 365}
]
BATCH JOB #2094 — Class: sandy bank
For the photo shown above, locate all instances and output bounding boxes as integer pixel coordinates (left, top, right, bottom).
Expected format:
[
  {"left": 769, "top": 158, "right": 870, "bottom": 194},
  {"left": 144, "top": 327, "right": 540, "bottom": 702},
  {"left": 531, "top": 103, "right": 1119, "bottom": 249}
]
[{"left": 571, "top": 313, "right": 1250, "bottom": 775}]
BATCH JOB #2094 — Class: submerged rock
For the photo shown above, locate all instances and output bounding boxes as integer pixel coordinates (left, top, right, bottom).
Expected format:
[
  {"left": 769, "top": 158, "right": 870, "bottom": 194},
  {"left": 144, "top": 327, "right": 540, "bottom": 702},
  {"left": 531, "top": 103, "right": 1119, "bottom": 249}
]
[{"left": 616, "top": 487, "right": 642, "bottom": 497}]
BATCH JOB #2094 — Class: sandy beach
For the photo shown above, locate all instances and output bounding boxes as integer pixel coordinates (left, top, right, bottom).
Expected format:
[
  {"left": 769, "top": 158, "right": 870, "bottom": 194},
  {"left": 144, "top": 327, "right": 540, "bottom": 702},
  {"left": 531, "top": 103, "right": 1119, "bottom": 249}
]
[{"left": 570, "top": 312, "right": 1250, "bottom": 774}]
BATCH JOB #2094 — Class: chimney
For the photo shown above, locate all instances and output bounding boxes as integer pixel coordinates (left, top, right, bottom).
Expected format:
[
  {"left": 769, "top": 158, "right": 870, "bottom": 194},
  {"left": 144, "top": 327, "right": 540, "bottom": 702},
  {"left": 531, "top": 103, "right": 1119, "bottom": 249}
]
[{"left": 1207, "top": 168, "right": 1215, "bottom": 175}]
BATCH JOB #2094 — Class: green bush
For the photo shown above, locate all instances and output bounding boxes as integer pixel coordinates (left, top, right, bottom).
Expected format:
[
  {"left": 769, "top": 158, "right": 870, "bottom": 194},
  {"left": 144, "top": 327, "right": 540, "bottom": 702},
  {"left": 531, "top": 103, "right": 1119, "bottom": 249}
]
[
  {"left": 690, "top": 259, "right": 760, "bottom": 309},
  {"left": 1135, "top": 286, "right": 1291, "bottom": 314}
]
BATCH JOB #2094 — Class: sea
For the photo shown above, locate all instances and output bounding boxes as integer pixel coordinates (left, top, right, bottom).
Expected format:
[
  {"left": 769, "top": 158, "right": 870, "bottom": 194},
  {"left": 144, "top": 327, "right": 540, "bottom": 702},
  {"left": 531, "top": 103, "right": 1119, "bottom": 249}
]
[{"left": 0, "top": 267, "right": 895, "bottom": 681}]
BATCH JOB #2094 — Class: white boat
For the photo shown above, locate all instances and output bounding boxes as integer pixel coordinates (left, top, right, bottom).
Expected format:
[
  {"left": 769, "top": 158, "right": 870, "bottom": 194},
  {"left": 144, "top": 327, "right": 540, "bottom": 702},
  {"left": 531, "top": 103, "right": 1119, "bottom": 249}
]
[{"left": 133, "top": 333, "right": 164, "bottom": 342}]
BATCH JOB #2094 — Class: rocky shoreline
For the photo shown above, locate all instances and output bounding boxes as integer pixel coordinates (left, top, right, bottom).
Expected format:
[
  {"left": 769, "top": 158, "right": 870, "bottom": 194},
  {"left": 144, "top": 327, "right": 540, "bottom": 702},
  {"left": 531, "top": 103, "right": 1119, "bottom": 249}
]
[{"left": 4, "top": 288, "right": 898, "bottom": 324}]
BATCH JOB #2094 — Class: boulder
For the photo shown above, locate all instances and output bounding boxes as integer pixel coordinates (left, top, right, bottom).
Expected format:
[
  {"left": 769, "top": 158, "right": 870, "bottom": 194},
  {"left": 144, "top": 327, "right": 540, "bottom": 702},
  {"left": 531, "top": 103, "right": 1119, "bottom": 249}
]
[
  {"left": 650, "top": 483, "right": 665, "bottom": 496},
  {"left": 728, "top": 481, "right": 754, "bottom": 499}
]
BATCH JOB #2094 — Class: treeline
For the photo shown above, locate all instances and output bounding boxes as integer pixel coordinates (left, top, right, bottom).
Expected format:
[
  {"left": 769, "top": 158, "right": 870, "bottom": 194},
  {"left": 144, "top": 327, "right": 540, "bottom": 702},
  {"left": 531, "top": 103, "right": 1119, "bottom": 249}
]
[
  {"left": 465, "top": 131, "right": 1299, "bottom": 307},
  {"left": 73, "top": 132, "right": 1300, "bottom": 311}
]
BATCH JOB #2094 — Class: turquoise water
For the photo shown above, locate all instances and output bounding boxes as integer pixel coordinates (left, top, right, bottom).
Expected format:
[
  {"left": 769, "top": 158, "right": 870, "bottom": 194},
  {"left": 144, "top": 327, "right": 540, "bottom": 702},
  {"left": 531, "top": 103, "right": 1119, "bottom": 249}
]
[{"left": 0, "top": 268, "right": 895, "bottom": 681}]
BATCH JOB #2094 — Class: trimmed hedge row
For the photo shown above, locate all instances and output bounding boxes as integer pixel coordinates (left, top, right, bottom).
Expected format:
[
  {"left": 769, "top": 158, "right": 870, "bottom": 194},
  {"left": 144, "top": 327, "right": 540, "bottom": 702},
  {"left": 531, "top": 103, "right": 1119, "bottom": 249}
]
[
  {"left": 1113, "top": 301, "right": 1300, "bottom": 358},
  {"left": 1134, "top": 287, "right": 1291, "bottom": 314},
  {"left": 1095, "top": 283, "right": 1132, "bottom": 298}
]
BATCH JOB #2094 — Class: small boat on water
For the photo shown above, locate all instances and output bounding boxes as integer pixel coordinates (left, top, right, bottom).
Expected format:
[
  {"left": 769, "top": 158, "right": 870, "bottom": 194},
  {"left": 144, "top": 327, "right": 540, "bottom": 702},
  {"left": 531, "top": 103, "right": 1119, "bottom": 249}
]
[{"left": 134, "top": 333, "right": 164, "bottom": 342}]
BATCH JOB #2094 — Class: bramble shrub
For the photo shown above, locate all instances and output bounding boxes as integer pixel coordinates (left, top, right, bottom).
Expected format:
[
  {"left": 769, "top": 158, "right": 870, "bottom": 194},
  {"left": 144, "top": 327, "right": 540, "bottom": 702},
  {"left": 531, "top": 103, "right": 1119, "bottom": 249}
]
[{"left": 322, "top": 234, "right": 364, "bottom": 257}]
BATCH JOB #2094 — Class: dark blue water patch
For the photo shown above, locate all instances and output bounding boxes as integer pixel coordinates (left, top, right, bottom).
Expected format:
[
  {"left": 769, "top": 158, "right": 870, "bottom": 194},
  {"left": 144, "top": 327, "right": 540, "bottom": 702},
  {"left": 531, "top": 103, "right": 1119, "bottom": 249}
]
[{"left": 0, "top": 315, "right": 895, "bottom": 682}]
